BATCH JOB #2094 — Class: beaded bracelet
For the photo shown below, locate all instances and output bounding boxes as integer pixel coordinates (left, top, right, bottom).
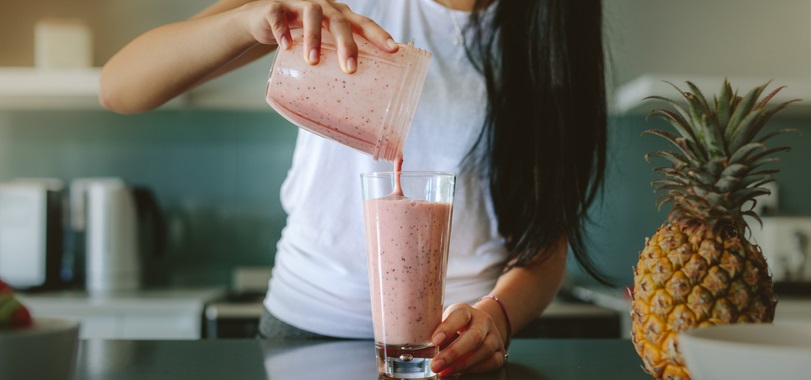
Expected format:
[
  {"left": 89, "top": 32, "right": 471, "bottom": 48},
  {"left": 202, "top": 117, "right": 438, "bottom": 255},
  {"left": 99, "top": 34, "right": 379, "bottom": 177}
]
[{"left": 481, "top": 295, "right": 512, "bottom": 351}]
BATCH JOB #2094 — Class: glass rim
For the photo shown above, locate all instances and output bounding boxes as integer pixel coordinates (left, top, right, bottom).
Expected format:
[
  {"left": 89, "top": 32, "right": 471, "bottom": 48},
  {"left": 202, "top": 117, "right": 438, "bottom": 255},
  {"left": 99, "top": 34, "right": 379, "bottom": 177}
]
[{"left": 360, "top": 171, "right": 456, "bottom": 179}]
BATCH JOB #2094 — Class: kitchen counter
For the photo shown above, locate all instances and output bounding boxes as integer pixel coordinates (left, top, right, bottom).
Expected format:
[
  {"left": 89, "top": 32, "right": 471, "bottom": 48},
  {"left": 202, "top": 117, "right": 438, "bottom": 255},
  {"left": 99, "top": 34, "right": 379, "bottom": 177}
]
[
  {"left": 74, "top": 338, "right": 650, "bottom": 380},
  {"left": 569, "top": 283, "right": 811, "bottom": 338},
  {"left": 205, "top": 297, "right": 618, "bottom": 320},
  {"left": 19, "top": 287, "right": 227, "bottom": 339},
  {"left": 205, "top": 298, "right": 622, "bottom": 339},
  {"left": 19, "top": 287, "right": 227, "bottom": 312}
]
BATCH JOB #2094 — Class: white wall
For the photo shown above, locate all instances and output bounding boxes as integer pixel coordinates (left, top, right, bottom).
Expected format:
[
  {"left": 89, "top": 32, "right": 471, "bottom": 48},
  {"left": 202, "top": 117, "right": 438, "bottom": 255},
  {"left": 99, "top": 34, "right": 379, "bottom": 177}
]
[
  {"left": 0, "top": 0, "right": 272, "bottom": 100},
  {"left": 4, "top": 0, "right": 809, "bottom": 94},
  {"left": 604, "top": 0, "right": 811, "bottom": 89},
  {"left": 0, "top": 0, "right": 212, "bottom": 67}
]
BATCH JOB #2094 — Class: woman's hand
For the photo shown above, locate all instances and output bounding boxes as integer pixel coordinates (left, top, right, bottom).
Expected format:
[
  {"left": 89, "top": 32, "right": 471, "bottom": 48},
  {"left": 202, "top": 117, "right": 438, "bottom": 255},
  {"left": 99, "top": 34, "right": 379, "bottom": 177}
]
[
  {"left": 235, "top": 0, "right": 399, "bottom": 73},
  {"left": 430, "top": 303, "right": 509, "bottom": 376}
]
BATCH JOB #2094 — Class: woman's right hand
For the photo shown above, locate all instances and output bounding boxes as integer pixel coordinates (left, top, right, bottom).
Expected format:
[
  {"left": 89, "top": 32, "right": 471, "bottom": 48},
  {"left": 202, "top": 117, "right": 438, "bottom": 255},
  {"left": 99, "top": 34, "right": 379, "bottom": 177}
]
[{"left": 236, "top": 0, "right": 399, "bottom": 73}]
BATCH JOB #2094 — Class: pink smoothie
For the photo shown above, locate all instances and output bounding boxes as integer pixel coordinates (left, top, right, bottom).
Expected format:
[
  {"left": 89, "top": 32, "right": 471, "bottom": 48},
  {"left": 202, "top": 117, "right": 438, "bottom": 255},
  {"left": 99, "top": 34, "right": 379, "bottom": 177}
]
[
  {"left": 266, "top": 31, "right": 427, "bottom": 161},
  {"left": 364, "top": 197, "right": 452, "bottom": 346},
  {"left": 266, "top": 50, "right": 392, "bottom": 154}
]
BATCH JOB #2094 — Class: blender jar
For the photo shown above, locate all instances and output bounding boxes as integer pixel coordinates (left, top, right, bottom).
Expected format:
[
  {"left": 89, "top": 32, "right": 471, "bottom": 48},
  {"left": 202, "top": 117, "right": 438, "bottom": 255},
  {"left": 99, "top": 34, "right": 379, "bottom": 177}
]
[{"left": 266, "top": 29, "right": 431, "bottom": 162}]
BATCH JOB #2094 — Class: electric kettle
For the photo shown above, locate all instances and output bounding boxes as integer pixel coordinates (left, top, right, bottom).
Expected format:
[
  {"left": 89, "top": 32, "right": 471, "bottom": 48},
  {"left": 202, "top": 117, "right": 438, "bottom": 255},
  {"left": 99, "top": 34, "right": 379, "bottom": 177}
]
[{"left": 70, "top": 178, "right": 164, "bottom": 295}]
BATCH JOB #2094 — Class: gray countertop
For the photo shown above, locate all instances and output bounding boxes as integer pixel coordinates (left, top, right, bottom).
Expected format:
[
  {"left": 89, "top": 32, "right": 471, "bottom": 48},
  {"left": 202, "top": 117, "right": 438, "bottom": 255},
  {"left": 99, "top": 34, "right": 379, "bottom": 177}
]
[
  {"left": 18, "top": 287, "right": 229, "bottom": 339},
  {"left": 205, "top": 297, "right": 618, "bottom": 320},
  {"left": 18, "top": 287, "right": 227, "bottom": 313},
  {"left": 74, "top": 339, "right": 650, "bottom": 380},
  {"left": 570, "top": 283, "right": 811, "bottom": 338}
]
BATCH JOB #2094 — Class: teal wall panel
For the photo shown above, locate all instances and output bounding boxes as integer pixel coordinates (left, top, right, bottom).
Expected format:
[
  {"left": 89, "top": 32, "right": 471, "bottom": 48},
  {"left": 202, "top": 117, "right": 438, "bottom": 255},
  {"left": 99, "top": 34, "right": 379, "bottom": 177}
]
[
  {"left": 0, "top": 109, "right": 807, "bottom": 288},
  {"left": 0, "top": 110, "right": 297, "bottom": 286},
  {"left": 576, "top": 115, "right": 810, "bottom": 286}
]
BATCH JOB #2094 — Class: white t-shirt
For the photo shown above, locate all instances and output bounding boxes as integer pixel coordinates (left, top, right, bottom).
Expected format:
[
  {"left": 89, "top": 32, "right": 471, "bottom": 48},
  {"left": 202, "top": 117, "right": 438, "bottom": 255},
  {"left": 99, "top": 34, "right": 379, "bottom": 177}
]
[{"left": 265, "top": 0, "right": 507, "bottom": 338}]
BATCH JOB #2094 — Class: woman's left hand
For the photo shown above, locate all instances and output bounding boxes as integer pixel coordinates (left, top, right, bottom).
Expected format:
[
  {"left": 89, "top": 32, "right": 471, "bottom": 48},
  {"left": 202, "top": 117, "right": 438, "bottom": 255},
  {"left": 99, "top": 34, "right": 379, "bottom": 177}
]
[{"left": 430, "top": 303, "right": 508, "bottom": 376}]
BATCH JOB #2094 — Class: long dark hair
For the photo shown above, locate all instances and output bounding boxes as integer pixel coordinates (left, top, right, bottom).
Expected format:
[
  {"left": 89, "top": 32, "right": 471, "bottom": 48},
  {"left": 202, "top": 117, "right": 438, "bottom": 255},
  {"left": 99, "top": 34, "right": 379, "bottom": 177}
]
[{"left": 464, "top": 0, "right": 609, "bottom": 283}]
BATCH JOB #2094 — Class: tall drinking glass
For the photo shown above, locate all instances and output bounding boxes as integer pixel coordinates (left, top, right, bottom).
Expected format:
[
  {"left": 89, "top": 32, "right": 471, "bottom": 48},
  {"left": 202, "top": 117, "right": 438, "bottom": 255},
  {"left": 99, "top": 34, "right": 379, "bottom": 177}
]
[{"left": 361, "top": 171, "right": 455, "bottom": 379}]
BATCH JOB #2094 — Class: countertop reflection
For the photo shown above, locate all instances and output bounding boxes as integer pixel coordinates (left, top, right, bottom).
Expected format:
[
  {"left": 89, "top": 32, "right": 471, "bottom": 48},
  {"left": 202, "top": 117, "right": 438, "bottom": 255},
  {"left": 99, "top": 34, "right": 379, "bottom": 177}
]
[{"left": 75, "top": 339, "right": 649, "bottom": 380}]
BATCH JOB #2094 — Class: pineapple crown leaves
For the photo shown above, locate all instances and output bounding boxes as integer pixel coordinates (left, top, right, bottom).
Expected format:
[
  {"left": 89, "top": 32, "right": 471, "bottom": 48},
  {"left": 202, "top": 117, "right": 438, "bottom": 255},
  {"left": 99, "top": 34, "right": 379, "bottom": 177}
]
[{"left": 642, "top": 79, "right": 799, "bottom": 225}]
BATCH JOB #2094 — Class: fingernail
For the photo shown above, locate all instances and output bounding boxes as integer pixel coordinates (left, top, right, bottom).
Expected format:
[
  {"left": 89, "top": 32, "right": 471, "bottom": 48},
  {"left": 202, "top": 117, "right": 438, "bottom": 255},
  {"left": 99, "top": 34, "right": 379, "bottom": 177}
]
[
  {"left": 386, "top": 38, "right": 398, "bottom": 50},
  {"left": 280, "top": 36, "right": 290, "bottom": 50},
  {"left": 308, "top": 49, "right": 319, "bottom": 64},
  {"left": 345, "top": 56, "right": 357, "bottom": 73},
  {"left": 431, "top": 358, "right": 445, "bottom": 372},
  {"left": 432, "top": 332, "right": 445, "bottom": 346}
]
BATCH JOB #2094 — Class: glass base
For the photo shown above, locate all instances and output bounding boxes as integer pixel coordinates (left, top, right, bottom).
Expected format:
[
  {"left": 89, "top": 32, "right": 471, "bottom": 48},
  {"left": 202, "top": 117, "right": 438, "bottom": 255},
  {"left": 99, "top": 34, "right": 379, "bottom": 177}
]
[{"left": 376, "top": 343, "right": 438, "bottom": 379}]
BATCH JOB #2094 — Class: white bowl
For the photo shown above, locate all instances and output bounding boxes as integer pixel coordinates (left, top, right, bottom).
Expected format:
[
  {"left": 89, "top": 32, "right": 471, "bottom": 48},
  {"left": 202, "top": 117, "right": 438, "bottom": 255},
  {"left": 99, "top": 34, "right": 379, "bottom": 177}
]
[
  {"left": 0, "top": 318, "right": 80, "bottom": 380},
  {"left": 680, "top": 323, "right": 811, "bottom": 380}
]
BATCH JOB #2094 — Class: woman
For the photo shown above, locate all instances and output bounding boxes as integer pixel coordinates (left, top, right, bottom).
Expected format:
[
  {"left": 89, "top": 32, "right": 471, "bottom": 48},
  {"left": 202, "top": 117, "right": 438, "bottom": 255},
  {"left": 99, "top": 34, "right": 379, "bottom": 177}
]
[{"left": 100, "top": 0, "right": 608, "bottom": 375}]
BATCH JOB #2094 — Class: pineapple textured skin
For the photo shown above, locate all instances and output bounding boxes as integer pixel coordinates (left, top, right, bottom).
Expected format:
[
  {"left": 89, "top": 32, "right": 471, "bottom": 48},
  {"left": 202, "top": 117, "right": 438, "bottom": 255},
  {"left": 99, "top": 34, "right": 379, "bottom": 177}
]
[{"left": 631, "top": 221, "right": 775, "bottom": 379}]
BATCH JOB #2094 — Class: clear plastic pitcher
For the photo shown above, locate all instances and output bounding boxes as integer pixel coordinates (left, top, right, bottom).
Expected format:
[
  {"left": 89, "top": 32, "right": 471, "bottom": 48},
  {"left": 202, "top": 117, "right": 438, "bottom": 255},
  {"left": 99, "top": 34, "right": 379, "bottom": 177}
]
[{"left": 266, "top": 29, "right": 431, "bottom": 162}]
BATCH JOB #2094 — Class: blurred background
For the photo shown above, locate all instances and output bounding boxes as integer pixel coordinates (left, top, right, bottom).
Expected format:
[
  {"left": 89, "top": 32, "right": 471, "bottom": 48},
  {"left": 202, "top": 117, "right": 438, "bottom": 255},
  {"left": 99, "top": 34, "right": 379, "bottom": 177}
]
[{"left": 1, "top": 0, "right": 810, "bottom": 339}]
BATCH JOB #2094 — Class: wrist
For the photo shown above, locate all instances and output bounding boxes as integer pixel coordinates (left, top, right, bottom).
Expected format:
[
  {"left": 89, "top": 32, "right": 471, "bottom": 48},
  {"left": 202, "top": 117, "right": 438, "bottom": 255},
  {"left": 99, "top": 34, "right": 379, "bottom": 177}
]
[
  {"left": 479, "top": 295, "right": 512, "bottom": 351},
  {"left": 230, "top": 4, "right": 274, "bottom": 48}
]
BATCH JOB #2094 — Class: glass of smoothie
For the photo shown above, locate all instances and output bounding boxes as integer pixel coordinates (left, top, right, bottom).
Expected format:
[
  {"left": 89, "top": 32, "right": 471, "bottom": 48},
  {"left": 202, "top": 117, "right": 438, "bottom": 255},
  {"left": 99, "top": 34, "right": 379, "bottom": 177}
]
[{"left": 361, "top": 171, "right": 455, "bottom": 379}]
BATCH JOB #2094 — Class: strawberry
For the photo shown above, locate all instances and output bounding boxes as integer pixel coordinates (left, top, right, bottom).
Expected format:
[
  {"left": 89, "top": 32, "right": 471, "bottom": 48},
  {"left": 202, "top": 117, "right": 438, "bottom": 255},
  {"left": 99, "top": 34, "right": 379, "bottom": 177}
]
[
  {"left": 10, "top": 306, "right": 32, "bottom": 328},
  {"left": 0, "top": 279, "right": 11, "bottom": 295},
  {"left": 0, "top": 282, "right": 33, "bottom": 329}
]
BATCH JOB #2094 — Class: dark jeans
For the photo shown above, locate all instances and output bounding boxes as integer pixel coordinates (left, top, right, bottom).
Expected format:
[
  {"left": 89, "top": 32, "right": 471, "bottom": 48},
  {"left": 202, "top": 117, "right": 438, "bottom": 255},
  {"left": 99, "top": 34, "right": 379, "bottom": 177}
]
[{"left": 257, "top": 307, "right": 344, "bottom": 340}]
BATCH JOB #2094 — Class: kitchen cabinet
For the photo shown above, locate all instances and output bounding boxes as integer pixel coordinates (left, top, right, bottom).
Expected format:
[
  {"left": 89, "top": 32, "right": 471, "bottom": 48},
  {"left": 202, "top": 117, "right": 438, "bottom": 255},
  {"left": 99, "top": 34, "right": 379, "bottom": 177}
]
[
  {"left": 0, "top": 66, "right": 272, "bottom": 111},
  {"left": 2, "top": 0, "right": 277, "bottom": 111},
  {"left": 0, "top": 68, "right": 100, "bottom": 109},
  {"left": 606, "top": 0, "right": 811, "bottom": 117},
  {"left": 6, "top": 0, "right": 811, "bottom": 114},
  {"left": 204, "top": 297, "right": 622, "bottom": 339},
  {"left": 613, "top": 74, "right": 811, "bottom": 117},
  {"left": 18, "top": 287, "right": 226, "bottom": 339},
  {"left": 518, "top": 300, "right": 621, "bottom": 338},
  {"left": 8, "top": 67, "right": 811, "bottom": 116}
]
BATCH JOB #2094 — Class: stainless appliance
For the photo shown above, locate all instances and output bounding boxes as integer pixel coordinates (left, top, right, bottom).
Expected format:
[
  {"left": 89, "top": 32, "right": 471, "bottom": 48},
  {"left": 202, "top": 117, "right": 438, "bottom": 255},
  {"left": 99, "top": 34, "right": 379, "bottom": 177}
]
[
  {"left": 70, "top": 178, "right": 164, "bottom": 295},
  {"left": 0, "top": 179, "right": 66, "bottom": 290}
]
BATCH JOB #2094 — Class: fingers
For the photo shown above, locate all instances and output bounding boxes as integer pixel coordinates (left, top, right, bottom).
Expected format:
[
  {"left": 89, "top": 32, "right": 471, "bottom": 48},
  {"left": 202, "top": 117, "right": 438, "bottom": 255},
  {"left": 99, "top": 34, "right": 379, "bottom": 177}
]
[
  {"left": 336, "top": 5, "right": 399, "bottom": 53},
  {"left": 432, "top": 304, "right": 472, "bottom": 347},
  {"left": 263, "top": 1, "right": 292, "bottom": 48},
  {"left": 434, "top": 323, "right": 503, "bottom": 375},
  {"left": 430, "top": 304, "right": 506, "bottom": 375},
  {"left": 300, "top": 2, "right": 323, "bottom": 64},
  {"left": 320, "top": 6, "right": 358, "bottom": 73},
  {"left": 256, "top": 0, "right": 397, "bottom": 74}
]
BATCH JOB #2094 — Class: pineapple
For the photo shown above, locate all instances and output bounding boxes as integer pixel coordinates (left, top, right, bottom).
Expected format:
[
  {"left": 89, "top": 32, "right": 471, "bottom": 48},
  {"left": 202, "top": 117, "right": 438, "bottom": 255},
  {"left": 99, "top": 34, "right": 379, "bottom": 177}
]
[{"left": 630, "top": 80, "right": 797, "bottom": 380}]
